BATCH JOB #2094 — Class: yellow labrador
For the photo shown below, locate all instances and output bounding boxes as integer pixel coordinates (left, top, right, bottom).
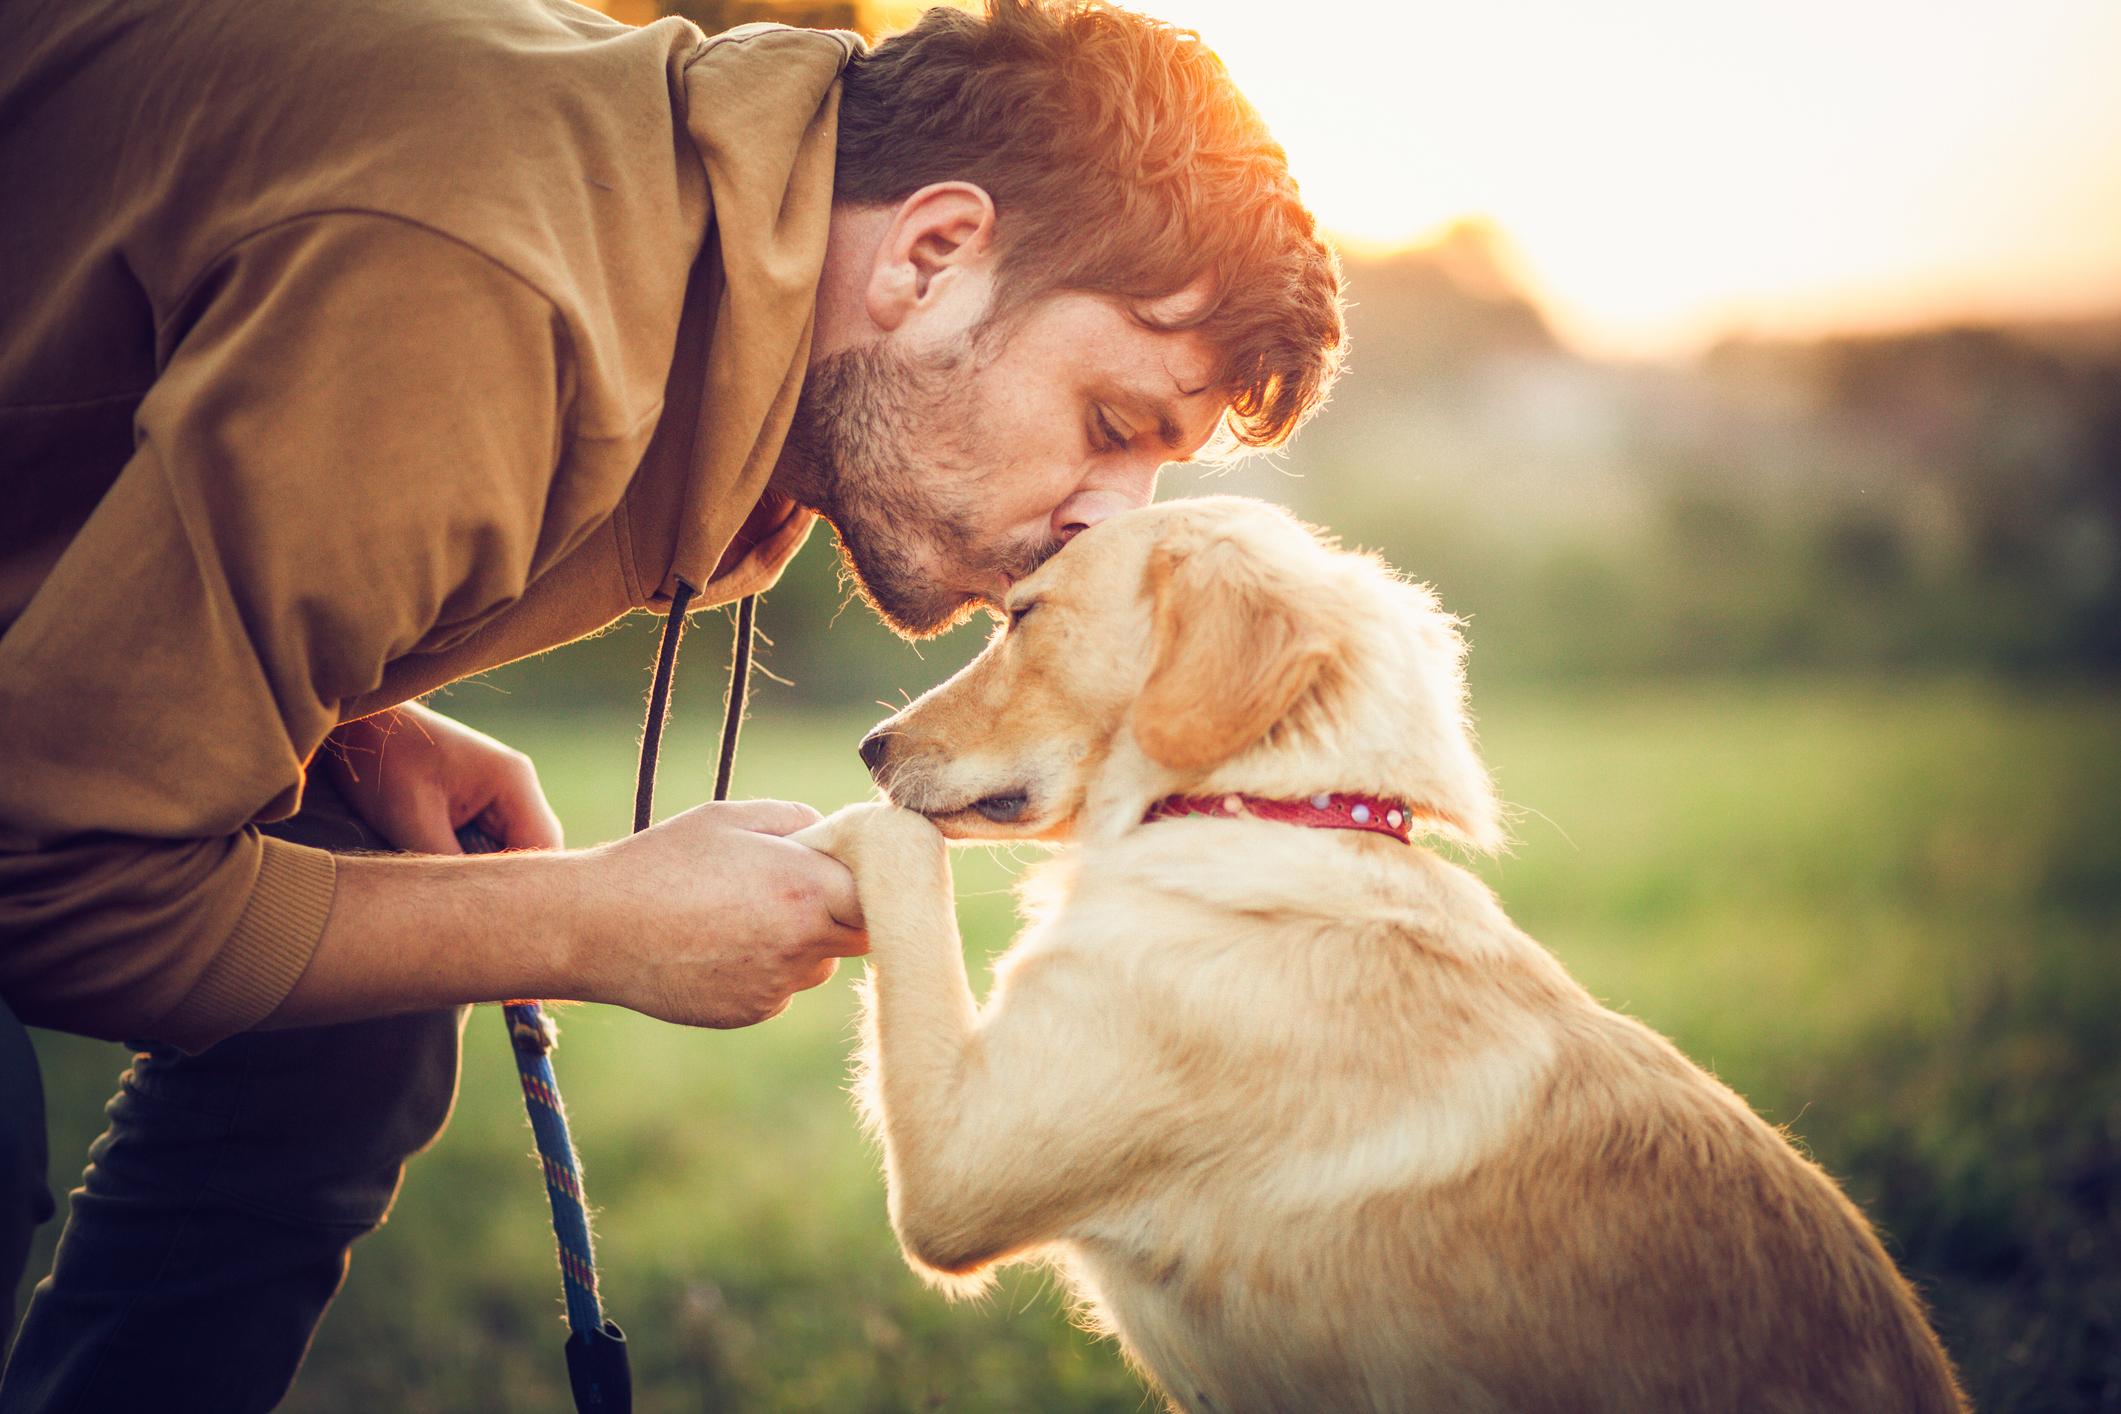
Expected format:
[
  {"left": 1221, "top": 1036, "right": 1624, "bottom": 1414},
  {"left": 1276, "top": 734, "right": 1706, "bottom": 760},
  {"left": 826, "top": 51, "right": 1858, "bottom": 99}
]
[{"left": 797, "top": 496, "right": 1963, "bottom": 1413}]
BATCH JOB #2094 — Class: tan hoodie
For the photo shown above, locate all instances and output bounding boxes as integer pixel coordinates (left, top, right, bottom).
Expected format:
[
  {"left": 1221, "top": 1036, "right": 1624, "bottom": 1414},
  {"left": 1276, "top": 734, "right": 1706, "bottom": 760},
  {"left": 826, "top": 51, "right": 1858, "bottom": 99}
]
[{"left": 0, "top": 0, "right": 859, "bottom": 1049}]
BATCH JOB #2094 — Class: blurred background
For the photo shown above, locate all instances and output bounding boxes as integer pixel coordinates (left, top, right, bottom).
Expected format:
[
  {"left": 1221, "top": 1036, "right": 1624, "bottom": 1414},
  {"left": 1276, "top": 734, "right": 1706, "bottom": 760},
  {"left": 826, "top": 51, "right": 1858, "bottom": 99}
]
[{"left": 22, "top": 0, "right": 2120, "bottom": 1408}]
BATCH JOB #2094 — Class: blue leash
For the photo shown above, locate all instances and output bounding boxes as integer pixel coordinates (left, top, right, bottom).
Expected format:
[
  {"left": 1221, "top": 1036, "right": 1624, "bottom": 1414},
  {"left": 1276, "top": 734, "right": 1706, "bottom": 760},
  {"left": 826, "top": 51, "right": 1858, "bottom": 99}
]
[
  {"left": 457, "top": 826, "right": 629, "bottom": 1412},
  {"left": 496, "top": 1001, "right": 604, "bottom": 1338},
  {"left": 455, "top": 583, "right": 756, "bottom": 1413}
]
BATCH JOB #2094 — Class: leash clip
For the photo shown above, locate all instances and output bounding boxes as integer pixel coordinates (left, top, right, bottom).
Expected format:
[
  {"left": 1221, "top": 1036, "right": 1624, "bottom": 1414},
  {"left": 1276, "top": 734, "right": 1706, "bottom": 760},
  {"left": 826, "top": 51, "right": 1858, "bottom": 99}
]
[{"left": 509, "top": 1008, "right": 559, "bottom": 1057}]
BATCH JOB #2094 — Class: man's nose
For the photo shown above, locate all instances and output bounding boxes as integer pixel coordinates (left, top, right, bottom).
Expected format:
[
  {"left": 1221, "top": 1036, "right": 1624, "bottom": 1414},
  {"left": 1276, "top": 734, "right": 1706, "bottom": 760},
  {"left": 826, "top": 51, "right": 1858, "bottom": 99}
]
[
  {"left": 1053, "top": 480, "right": 1155, "bottom": 543},
  {"left": 858, "top": 730, "right": 890, "bottom": 775}
]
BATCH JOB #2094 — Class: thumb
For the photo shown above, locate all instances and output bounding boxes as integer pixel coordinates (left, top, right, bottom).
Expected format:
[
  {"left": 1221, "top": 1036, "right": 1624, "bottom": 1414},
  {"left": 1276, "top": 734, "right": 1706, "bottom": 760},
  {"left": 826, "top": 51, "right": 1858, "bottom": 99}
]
[{"left": 703, "top": 799, "right": 827, "bottom": 837}]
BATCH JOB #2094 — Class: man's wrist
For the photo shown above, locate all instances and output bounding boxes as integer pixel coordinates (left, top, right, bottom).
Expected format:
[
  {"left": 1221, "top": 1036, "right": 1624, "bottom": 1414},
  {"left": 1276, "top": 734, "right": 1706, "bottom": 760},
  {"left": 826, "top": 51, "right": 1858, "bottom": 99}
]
[
  {"left": 536, "top": 845, "right": 608, "bottom": 1003},
  {"left": 263, "top": 845, "right": 599, "bottom": 1028}
]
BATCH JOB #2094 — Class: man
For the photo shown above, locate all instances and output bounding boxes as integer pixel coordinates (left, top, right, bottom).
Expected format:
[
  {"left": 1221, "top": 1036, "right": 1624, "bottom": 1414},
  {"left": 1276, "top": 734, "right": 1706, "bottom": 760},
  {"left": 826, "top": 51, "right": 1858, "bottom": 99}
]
[{"left": 0, "top": 0, "right": 1343, "bottom": 1404}]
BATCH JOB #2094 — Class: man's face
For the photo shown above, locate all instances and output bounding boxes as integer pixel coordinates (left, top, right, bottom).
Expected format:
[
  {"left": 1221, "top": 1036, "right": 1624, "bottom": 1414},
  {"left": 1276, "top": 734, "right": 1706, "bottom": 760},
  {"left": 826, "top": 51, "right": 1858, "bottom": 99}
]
[{"left": 783, "top": 286, "right": 1226, "bottom": 638}]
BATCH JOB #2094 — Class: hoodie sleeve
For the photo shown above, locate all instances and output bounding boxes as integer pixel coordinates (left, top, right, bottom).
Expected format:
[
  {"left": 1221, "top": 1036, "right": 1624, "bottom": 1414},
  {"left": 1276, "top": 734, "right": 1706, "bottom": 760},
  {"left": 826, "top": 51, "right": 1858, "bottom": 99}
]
[{"left": 0, "top": 213, "right": 567, "bottom": 1051}]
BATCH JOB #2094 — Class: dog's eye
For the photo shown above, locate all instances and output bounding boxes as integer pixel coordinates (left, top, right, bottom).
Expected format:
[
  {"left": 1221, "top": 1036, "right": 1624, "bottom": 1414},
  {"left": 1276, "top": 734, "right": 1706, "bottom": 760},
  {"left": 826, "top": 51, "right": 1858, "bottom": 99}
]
[{"left": 1009, "top": 601, "right": 1039, "bottom": 629}]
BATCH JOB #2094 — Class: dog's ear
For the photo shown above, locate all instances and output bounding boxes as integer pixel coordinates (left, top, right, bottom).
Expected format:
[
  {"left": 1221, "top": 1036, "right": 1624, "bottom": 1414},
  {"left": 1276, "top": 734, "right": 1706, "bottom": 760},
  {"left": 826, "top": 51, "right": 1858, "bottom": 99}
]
[
  {"left": 1397, "top": 587, "right": 1506, "bottom": 853},
  {"left": 1131, "top": 526, "right": 1336, "bottom": 774}
]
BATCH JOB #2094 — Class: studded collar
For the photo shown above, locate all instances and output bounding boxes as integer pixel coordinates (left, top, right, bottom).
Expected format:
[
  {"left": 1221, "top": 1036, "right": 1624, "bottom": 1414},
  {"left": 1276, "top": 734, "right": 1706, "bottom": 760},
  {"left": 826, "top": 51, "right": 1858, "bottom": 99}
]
[{"left": 1141, "top": 791, "right": 1421, "bottom": 844}]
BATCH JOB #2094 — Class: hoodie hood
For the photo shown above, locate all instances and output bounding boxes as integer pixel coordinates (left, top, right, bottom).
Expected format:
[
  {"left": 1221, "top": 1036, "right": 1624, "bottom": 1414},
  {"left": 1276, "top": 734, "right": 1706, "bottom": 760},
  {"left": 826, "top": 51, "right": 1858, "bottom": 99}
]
[
  {"left": 622, "top": 23, "right": 860, "bottom": 605},
  {"left": 0, "top": 0, "right": 870, "bottom": 1049}
]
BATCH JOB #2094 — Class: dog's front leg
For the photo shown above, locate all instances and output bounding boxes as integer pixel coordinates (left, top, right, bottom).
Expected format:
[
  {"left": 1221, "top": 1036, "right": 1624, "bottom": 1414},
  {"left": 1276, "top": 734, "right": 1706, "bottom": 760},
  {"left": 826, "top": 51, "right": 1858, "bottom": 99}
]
[
  {"left": 799, "top": 804, "right": 1164, "bottom": 1284},
  {"left": 795, "top": 805, "right": 992, "bottom": 1268}
]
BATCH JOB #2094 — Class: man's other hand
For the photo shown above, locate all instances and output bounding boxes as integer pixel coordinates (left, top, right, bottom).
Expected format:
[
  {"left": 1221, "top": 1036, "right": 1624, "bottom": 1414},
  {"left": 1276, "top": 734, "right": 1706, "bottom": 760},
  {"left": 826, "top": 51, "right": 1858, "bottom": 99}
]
[{"left": 325, "top": 702, "right": 564, "bottom": 854}]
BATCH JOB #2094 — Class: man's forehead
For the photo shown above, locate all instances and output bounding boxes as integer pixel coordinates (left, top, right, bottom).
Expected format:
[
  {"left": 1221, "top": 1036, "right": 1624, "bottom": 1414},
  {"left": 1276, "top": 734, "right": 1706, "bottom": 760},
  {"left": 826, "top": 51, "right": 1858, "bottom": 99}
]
[
  {"left": 1128, "top": 282, "right": 1218, "bottom": 385},
  {"left": 1002, "top": 282, "right": 1228, "bottom": 452},
  {"left": 1112, "top": 289, "right": 1226, "bottom": 455},
  {"left": 1129, "top": 345, "right": 1226, "bottom": 460}
]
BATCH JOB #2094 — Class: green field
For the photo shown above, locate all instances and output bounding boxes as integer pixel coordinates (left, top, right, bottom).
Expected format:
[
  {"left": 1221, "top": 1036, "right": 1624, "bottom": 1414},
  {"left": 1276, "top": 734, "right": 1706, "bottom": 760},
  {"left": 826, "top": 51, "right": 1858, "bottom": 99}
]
[{"left": 20, "top": 678, "right": 2121, "bottom": 1411}]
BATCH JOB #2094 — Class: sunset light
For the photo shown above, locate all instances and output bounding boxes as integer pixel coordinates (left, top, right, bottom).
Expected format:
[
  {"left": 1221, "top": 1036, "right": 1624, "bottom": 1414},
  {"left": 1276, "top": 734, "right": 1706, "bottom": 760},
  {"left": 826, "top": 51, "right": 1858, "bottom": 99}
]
[
  {"left": 9, "top": 0, "right": 2113, "bottom": 1404},
  {"left": 1034, "top": 0, "right": 2121, "bottom": 356}
]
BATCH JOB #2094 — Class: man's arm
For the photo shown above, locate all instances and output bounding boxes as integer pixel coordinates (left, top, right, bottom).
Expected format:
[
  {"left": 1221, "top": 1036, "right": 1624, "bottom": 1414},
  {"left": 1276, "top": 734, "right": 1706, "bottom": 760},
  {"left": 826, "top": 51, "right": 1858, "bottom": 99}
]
[
  {"left": 1, "top": 212, "right": 837, "bottom": 1049},
  {"left": 262, "top": 798, "right": 866, "bottom": 1032}
]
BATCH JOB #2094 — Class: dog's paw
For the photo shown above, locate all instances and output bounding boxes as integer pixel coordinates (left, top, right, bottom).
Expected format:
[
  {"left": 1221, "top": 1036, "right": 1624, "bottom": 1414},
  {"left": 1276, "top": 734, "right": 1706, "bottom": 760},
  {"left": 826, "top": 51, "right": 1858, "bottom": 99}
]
[{"left": 793, "top": 802, "right": 945, "bottom": 882}]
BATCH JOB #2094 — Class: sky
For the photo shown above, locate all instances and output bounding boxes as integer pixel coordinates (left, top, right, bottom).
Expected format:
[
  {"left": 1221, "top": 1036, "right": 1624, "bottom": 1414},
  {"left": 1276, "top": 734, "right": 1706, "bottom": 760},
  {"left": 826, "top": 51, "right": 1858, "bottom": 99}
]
[{"left": 1130, "top": 0, "right": 2121, "bottom": 356}]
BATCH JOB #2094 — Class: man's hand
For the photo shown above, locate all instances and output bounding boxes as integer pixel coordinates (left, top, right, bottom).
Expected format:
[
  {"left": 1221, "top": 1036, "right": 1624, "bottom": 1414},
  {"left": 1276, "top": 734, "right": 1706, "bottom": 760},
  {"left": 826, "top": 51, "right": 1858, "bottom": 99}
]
[
  {"left": 272, "top": 703, "right": 867, "bottom": 1032},
  {"left": 792, "top": 802, "right": 948, "bottom": 958},
  {"left": 325, "top": 702, "right": 564, "bottom": 854},
  {"left": 572, "top": 800, "right": 868, "bottom": 1028}
]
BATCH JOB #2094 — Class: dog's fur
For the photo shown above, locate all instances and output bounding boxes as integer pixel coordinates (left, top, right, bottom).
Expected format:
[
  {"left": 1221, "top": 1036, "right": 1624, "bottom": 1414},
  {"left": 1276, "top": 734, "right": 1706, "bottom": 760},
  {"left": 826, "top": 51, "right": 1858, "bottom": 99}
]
[{"left": 797, "top": 496, "right": 1965, "bottom": 1412}]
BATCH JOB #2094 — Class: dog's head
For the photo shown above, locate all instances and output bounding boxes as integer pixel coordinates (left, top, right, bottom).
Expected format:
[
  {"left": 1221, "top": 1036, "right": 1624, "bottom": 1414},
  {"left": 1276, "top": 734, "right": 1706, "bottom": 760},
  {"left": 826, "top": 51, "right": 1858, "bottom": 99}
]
[{"left": 858, "top": 496, "right": 1501, "bottom": 850}]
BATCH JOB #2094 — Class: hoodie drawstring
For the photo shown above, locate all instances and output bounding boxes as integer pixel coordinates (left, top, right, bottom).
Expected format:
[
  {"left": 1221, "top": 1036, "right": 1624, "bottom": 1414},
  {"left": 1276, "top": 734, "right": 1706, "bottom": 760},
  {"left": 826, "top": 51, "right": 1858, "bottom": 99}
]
[{"left": 635, "top": 582, "right": 758, "bottom": 830}]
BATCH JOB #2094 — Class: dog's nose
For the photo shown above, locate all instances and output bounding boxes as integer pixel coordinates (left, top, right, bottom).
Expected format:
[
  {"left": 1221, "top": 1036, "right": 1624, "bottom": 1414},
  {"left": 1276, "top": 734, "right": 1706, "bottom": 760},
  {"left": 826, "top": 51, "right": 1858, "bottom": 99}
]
[{"left": 858, "top": 730, "right": 890, "bottom": 775}]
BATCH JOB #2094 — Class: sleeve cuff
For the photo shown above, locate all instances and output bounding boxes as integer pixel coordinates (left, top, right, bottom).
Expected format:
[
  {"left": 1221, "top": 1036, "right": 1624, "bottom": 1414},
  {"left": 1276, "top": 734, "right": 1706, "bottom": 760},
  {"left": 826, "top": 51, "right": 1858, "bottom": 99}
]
[{"left": 152, "top": 836, "right": 338, "bottom": 1053}]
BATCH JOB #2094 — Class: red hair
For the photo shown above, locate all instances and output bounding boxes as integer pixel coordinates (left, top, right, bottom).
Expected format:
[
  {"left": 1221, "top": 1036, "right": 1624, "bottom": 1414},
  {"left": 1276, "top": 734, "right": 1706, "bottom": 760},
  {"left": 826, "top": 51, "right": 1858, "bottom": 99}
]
[{"left": 836, "top": 0, "right": 1346, "bottom": 448}]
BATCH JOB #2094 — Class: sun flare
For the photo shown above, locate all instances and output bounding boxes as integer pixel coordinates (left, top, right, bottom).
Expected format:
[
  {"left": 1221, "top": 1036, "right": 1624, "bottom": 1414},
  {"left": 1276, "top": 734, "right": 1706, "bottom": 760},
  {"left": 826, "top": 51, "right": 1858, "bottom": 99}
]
[{"left": 878, "top": 0, "right": 2121, "bottom": 356}]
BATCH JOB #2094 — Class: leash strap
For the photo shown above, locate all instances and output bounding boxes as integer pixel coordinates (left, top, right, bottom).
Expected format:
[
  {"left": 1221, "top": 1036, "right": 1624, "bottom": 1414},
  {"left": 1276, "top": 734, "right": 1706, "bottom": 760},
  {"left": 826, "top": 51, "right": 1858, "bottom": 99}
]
[
  {"left": 461, "top": 584, "right": 761, "bottom": 1410},
  {"left": 460, "top": 822, "right": 631, "bottom": 1412},
  {"left": 506, "top": 995, "right": 631, "bottom": 1411}
]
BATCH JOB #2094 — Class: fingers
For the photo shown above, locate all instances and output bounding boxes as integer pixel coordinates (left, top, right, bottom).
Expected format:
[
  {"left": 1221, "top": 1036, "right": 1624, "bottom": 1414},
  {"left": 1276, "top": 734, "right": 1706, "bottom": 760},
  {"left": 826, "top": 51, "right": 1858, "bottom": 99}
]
[
  {"left": 786, "top": 936, "right": 869, "bottom": 1006},
  {"left": 392, "top": 782, "right": 467, "bottom": 856},
  {"left": 486, "top": 761, "right": 565, "bottom": 852},
  {"left": 592, "top": 798, "right": 884, "bottom": 1030}
]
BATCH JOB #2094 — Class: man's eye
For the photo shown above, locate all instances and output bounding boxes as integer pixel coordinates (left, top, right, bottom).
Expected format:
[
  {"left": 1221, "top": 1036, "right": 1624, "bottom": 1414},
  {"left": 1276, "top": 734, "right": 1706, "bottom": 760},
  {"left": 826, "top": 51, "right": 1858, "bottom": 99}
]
[
  {"left": 1092, "top": 406, "right": 1125, "bottom": 452},
  {"left": 1009, "top": 602, "right": 1038, "bottom": 629}
]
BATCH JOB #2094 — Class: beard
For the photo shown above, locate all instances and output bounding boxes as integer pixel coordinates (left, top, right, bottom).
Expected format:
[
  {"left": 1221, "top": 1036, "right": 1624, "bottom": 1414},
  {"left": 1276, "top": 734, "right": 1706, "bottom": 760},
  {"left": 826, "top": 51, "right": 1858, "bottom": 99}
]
[{"left": 781, "top": 338, "right": 1056, "bottom": 638}]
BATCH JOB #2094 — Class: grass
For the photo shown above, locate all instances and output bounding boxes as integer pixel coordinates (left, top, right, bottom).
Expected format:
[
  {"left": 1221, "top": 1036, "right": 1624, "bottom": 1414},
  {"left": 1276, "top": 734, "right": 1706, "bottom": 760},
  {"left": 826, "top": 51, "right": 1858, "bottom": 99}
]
[{"left": 19, "top": 675, "right": 2120, "bottom": 1411}]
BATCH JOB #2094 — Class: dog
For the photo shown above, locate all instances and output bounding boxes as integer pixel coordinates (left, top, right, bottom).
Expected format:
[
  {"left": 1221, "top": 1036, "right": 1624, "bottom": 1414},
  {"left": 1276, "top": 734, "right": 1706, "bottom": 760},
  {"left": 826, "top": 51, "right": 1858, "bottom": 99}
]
[{"left": 796, "top": 495, "right": 1964, "bottom": 1412}]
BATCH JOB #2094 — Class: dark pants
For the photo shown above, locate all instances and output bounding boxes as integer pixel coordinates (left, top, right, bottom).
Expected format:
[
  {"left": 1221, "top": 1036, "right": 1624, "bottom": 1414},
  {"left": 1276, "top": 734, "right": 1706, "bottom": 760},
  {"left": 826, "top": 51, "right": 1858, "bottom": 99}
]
[
  {"left": 0, "top": 773, "right": 467, "bottom": 1413},
  {"left": 0, "top": 1003, "right": 55, "bottom": 1349}
]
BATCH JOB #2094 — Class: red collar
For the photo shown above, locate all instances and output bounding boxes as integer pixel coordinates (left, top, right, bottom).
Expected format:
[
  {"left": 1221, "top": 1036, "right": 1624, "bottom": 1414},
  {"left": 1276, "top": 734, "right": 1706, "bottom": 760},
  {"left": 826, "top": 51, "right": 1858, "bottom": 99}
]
[{"left": 1142, "top": 791, "right": 1419, "bottom": 844}]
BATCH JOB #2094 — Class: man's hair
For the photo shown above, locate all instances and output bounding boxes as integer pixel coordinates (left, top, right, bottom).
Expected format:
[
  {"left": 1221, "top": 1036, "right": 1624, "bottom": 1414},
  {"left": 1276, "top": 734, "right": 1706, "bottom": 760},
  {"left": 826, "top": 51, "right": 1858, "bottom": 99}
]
[{"left": 835, "top": 0, "right": 1345, "bottom": 449}]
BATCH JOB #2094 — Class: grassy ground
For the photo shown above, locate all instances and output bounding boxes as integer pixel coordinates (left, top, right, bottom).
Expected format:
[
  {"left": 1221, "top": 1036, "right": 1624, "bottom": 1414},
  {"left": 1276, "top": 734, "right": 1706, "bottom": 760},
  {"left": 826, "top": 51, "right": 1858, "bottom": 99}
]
[{"left": 20, "top": 677, "right": 2120, "bottom": 1411}]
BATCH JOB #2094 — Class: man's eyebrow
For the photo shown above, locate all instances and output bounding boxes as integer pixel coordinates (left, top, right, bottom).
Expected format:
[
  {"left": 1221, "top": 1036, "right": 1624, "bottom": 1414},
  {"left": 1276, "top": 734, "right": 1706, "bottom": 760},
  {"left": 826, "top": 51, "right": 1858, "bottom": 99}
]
[
  {"left": 1113, "top": 388, "right": 1200, "bottom": 458},
  {"left": 1150, "top": 404, "right": 1186, "bottom": 451}
]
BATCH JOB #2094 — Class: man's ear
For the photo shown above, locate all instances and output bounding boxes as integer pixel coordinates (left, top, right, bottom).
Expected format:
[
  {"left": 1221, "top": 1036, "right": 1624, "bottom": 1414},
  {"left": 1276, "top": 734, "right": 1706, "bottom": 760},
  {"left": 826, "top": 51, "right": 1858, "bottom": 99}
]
[
  {"left": 1131, "top": 528, "right": 1336, "bottom": 774},
  {"left": 864, "top": 182, "right": 996, "bottom": 333}
]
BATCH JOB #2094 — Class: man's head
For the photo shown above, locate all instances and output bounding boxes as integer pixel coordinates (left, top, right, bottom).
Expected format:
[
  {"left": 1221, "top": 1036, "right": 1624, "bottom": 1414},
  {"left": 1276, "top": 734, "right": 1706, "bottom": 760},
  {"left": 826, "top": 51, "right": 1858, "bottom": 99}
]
[{"left": 776, "top": 0, "right": 1345, "bottom": 637}]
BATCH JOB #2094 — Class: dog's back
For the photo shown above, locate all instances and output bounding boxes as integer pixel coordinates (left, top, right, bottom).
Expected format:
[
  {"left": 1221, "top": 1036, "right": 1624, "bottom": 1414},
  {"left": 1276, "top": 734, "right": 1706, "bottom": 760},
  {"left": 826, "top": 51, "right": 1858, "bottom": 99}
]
[
  {"left": 1052, "top": 832, "right": 1964, "bottom": 1413},
  {"left": 1363, "top": 1019, "right": 1966, "bottom": 1412}
]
